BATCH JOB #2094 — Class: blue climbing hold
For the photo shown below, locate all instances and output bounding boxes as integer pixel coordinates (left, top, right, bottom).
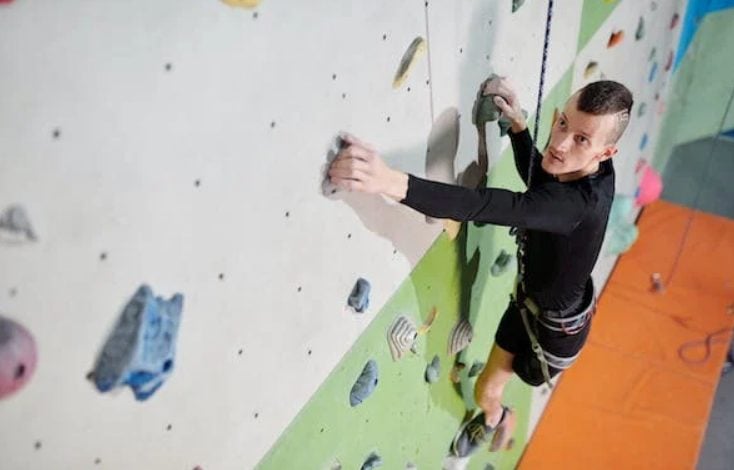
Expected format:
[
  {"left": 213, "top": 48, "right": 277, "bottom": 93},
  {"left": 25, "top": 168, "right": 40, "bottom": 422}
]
[
  {"left": 92, "top": 285, "right": 183, "bottom": 401},
  {"left": 347, "top": 278, "right": 371, "bottom": 313},
  {"left": 648, "top": 62, "right": 658, "bottom": 83},
  {"left": 350, "top": 359, "right": 378, "bottom": 406},
  {"left": 639, "top": 133, "right": 648, "bottom": 151}
]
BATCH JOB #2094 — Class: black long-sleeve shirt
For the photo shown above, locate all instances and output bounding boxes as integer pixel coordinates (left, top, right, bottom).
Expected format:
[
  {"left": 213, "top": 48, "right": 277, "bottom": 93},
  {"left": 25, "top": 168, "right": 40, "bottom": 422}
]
[{"left": 400, "top": 128, "right": 615, "bottom": 311}]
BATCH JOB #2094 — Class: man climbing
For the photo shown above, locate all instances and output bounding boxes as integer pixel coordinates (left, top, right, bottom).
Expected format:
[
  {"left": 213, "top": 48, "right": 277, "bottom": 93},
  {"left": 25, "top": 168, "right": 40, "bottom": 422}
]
[{"left": 328, "top": 77, "right": 633, "bottom": 457}]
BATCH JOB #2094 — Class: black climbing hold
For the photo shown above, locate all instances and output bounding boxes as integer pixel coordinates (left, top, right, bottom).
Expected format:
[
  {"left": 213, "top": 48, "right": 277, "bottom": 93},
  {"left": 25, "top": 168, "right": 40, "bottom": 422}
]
[
  {"left": 99, "top": 252, "right": 107, "bottom": 261},
  {"left": 270, "top": 121, "right": 276, "bottom": 128},
  {"left": 167, "top": 424, "right": 172, "bottom": 431},
  {"left": 52, "top": 128, "right": 61, "bottom": 139},
  {"left": 34, "top": 441, "right": 41, "bottom": 450},
  {"left": 194, "top": 179, "right": 201, "bottom": 187},
  {"left": 218, "top": 273, "right": 225, "bottom": 281},
  {"left": 165, "top": 63, "right": 173, "bottom": 71}
]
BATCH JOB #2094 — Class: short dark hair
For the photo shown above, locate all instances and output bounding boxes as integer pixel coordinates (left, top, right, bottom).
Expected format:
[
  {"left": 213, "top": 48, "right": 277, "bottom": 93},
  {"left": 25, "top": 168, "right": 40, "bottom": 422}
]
[{"left": 576, "top": 80, "right": 633, "bottom": 144}]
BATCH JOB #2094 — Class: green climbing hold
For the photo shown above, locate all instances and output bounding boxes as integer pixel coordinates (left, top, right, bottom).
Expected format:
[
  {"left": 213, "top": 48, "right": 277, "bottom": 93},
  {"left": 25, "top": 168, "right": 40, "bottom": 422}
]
[
  {"left": 512, "top": 0, "right": 525, "bottom": 13},
  {"left": 473, "top": 76, "right": 502, "bottom": 127},
  {"left": 637, "top": 102, "right": 647, "bottom": 117}
]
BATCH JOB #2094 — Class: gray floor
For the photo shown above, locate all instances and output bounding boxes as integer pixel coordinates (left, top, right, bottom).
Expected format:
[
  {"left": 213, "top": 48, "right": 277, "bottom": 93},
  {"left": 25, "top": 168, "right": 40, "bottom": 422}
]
[
  {"left": 698, "top": 354, "right": 734, "bottom": 469},
  {"left": 662, "top": 134, "right": 734, "bottom": 469},
  {"left": 662, "top": 136, "right": 734, "bottom": 220}
]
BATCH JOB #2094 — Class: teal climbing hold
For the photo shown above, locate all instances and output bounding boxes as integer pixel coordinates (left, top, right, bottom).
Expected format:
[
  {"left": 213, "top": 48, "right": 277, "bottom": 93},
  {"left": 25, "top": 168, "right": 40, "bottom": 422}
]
[
  {"left": 360, "top": 452, "right": 383, "bottom": 470},
  {"left": 425, "top": 355, "right": 440, "bottom": 383},
  {"left": 490, "top": 249, "right": 515, "bottom": 276},
  {"left": 350, "top": 359, "right": 378, "bottom": 406},
  {"left": 512, "top": 0, "right": 525, "bottom": 13},
  {"left": 468, "top": 361, "right": 485, "bottom": 378},
  {"left": 635, "top": 16, "right": 645, "bottom": 40}
]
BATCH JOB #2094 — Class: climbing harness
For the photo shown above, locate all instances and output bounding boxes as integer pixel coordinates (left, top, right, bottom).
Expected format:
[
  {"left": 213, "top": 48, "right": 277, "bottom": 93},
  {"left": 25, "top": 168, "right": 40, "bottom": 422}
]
[{"left": 511, "top": 0, "right": 597, "bottom": 388}]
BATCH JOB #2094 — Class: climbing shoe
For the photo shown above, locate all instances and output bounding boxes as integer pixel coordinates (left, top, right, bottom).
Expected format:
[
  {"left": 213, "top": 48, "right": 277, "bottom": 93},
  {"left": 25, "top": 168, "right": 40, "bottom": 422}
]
[{"left": 451, "top": 406, "right": 514, "bottom": 457}]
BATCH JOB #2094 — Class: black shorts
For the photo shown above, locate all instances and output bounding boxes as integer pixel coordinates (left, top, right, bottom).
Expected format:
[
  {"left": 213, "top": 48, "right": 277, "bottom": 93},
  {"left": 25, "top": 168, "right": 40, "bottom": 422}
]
[{"left": 494, "top": 298, "right": 592, "bottom": 387}]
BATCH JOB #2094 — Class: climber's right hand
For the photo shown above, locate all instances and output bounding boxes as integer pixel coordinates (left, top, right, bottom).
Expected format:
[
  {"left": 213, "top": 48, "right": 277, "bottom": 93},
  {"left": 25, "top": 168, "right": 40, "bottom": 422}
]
[{"left": 482, "top": 76, "right": 525, "bottom": 127}]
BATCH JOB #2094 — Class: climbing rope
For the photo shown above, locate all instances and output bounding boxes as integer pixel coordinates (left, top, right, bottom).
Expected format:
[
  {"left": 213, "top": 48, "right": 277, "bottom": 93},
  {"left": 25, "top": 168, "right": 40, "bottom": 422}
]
[{"left": 514, "top": 0, "right": 561, "bottom": 389}]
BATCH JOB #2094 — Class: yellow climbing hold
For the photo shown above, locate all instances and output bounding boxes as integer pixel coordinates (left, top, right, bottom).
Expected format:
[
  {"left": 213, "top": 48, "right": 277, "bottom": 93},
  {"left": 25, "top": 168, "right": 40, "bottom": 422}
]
[
  {"left": 442, "top": 219, "right": 461, "bottom": 241},
  {"left": 393, "top": 37, "right": 427, "bottom": 89},
  {"left": 417, "top": 307, "right": 439, "bottom": 335},
  {"left": 221, "top": 0, "right": 261, "bottom": 8},
  {"left": 584, "top": 61, "right": 599, "bottom": 79}
]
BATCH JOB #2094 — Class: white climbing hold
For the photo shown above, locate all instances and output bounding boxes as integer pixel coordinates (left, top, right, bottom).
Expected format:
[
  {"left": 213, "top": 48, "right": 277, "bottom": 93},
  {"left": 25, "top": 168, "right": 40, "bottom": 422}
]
[
  {"left": 447, "top": 319, "right": 473, "bottom": 356},
  {"left": 387, "top": 315, "right": 418, "bottom": 361}
]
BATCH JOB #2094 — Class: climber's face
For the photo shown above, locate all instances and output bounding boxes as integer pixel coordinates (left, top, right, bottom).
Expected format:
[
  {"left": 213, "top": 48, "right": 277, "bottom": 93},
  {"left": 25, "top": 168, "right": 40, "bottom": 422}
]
[{"left": 542, "top": 93, "right": 618, "bottom": 181}]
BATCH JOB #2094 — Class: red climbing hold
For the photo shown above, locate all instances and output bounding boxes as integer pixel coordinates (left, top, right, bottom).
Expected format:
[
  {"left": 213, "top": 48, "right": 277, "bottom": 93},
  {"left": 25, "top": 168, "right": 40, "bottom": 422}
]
[
  {"left": 0, "top": 0, "right": 15, "bottom": 4},
  {"left": 0, "top": 315, "right": 38, "bottom": 399},
  {"left": 670, "top": 13, "right": 680, "bottom": 29}
]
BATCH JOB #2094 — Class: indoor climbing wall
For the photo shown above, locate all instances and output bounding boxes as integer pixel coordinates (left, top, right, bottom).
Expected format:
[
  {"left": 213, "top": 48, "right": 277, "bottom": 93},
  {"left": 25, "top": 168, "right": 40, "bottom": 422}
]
[{"left": 0, "top": 0, "right": 687, "bottom": 469}]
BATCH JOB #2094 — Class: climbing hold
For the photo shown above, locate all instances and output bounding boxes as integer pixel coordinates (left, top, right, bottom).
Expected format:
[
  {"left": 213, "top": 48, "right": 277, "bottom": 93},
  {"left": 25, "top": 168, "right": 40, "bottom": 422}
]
[
  {"left": 498, "top": 109, "right": 528, "bottom": 136},
  {"left": 0, "top": 315, "right": 37, "bottom": 400},
  {"left": 425, "top": 355, "right": 440, "bottom": 383},
  {"left": 417, "top": 306, "right": 439, "bottom": 335},
  {"left": 473, "top": 74, "right": 502, "bottom": 127},
  {"left": 322, "top": 134, "right": 348, "bottom": 197},
  {"left": 605, "top": 196, "right": 639, "bottom": 256},
  {"left": 639, "top": 133, "right": 648, "bottom": 151},
  {"left": 649, "top": 47, "right": 656, "bottom": 62},
  {"left": 490, "top": 249, "right": 515, "bottom": 277},
  {"left": 221, "top": 0, "right": 261, "bottom": 8},
  {"left": 361, "top": 452, "right": 383, "bottom": 470},
  {"left": 387, "top": 315, "right": 418, "bottom": 361},
  {"left": 583, "top": 61, "right": 599, "bottom": 80},
  {"left": 670, "top": 12, "right": 680, "bottom": 29},
  {"left": 0, "top": 205, "right": 37, "bottom": 242},
  {"left": 635, "top": 17, "right": 645, "bottom": 41},
  {"left": 468, "top": 361, "right": 485, "bottom": 378},
  {"left": 637, "top": 102, "right": 647, "bottom": 117},
  {"left": 664, "top": 50, "right": 673, "bottom": 72},
  {"left": 607, "top": 30, "right": 624, "bottom": 48},
  {"left": 347, "top": 278, "right": 371, "bottom": 313},
  {"left": 648, "top": 62, "right": 658, "bottom": 83},
  {"left": 91, "top": 285, "right": 184, "bottom": 401},
  {"left": 406, "top": 463, "right": 417, "bottom": 470},
  {"left": 511, "top": 0, "right": 525, "bottom": 13},
  {"left": 448, "top": 319, "right": 473, "bottom": 356},
  {"left": 350, "top": 359, "right": 378, "bottom": 406},
  {"left": 635, "top": 161, "right": 663, "bottom": 206},
  {"left": 449, "top": 362, "right": 465, "bottom": 383},
  {"left": 650, "top": 273, "right": 664, "bottom": 293},
  {"left": 393, "top": 37, "right": 427, "bottom": 89},
  {"left": 442, "top": 220, "right": 462, "bottom": 241}
]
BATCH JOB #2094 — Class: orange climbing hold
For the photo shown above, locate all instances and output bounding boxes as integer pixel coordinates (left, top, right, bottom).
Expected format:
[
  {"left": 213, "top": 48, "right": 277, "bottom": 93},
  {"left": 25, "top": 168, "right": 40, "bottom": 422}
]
[
  {"left": 221, "top": 0, "right": 261, "bottom": 8},
  {"left": 607, "top": 30, "right": 624, "bottom": 48}
]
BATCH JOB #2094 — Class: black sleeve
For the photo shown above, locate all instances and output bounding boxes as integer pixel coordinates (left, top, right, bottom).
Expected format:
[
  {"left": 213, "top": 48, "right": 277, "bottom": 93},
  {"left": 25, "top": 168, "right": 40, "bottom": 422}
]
[
  {"left": 508, "top": 127, "right": 548, "bottom": 188},
  {"left": 400, "top": 174, "right": 588, "bottom": 235}
]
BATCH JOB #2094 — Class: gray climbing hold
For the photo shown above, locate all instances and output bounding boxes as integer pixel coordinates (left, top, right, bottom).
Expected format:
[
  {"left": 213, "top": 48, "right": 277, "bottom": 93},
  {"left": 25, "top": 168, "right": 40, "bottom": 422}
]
[
  {"left": 490, "top": 249, "right": 515, "bottom": 277},
  {"left": 424, "top": 355, "right": 440, "bottom": 383},
  {"left": 361, "top": 452, "right": 383, "bottom": 470},
  {"left": 448, "top": 319, "right": 473, "bottom": 356},
  {"left": 473, "top": 74, "right": 502, "bottom": 128},
  {"left": 637, "top": 102, "right": 647, "bottom": 117},
  {"left": 498, "top": 109, "right": 528, "bottom": 136},
  {"left": 350, "top": 359, "right": 378, "bottom": 407},
  {"left": 387, "top": 315, "right": 418, "bottom": 361},
  {"left": 635, "top": 16, "right": 645, "bottom": 40},
  {"left": 468, "top": 361, "right": 485, "bottom": 378},
  {"left": 347, "top": 278, "right": 371, "bottom": 313},
  {"left": 0, "top": 205, "right": 37, "bottom": 242},
  {"left": 512, "top": 0, "right": 525, "bottom": 13}
]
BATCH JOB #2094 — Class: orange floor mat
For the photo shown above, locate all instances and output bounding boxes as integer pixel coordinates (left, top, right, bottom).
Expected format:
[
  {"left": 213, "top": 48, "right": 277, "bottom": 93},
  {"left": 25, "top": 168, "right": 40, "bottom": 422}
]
[{"left": 520, "top": 200, "right": 734, "bottom": 469}]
